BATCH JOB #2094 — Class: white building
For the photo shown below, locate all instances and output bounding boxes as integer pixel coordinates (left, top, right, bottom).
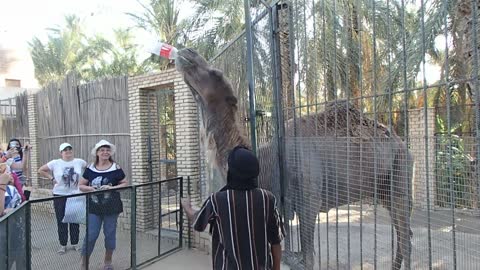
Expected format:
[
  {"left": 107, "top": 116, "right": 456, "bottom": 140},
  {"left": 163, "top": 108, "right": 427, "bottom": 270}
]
[{"left": 0, "top": 38, "right": 39, "bottom": 99}]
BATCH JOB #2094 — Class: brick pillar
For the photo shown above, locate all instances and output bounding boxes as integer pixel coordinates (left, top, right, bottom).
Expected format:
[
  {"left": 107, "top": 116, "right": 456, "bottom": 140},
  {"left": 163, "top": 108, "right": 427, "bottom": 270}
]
[
  {"left": 408, "top": 108, "right": 436, "bottom": 209},
  {"left": 172, "top": 75, "right": 208, "bottom": 250},
  {"left": 128, "top": 70, "right": 202, "bottom": 240},
  {"left": 27, "top": 93, "right": 40, "bottom": 188}
]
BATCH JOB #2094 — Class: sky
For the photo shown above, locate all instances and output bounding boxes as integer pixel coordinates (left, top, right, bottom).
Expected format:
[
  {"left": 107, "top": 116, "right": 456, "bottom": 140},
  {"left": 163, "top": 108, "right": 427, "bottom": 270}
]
[{"left": 0, "top": 0, "right": 194, "bottom": 50}]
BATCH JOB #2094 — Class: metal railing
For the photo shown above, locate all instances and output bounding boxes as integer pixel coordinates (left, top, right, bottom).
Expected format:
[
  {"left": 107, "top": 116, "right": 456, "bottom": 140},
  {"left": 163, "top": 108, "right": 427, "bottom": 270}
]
[{"left": 0, "top": 177, "right": 185, "bottom": 270}]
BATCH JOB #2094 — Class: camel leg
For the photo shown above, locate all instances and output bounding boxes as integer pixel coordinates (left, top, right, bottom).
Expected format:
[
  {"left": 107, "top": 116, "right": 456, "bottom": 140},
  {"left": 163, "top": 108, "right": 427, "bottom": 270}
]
[
  {"left": 390, "top": 149, "right": 413, "bottom": 270},
  {"left": 387, "top": 195, "right": 411, "bottom": 270},
  {"left": 393, "top": 195, "right": 412, "bottom": 270},
  {"left": 298, "top": 196, "right": 316, "bottom": 270}
]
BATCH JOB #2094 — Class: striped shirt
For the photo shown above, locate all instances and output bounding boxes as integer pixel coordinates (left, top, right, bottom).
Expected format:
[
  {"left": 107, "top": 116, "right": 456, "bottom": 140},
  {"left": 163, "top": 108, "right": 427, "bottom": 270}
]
[
  {"left": 11, "top": 156, "right": 25, "bottom": 184},
  {"left": 194, "top": 188, "right": 284, "bottom": 270}
]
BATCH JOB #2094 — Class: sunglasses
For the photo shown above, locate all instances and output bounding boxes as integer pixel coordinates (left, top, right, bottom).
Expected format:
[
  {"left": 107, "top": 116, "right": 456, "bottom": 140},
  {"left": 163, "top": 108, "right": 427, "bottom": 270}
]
[{"left": 62, "top": 147, "right": 73, "bottom": 151}]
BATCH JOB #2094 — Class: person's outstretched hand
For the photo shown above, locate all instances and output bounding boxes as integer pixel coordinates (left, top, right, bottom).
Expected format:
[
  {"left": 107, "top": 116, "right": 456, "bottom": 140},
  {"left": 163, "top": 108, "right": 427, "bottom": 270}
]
[
  {"left": 181, "top": 197, "right": 196, "bottom": 222},
  {"left": 181, "top": 198, "right": 192, "bottom": 210}
]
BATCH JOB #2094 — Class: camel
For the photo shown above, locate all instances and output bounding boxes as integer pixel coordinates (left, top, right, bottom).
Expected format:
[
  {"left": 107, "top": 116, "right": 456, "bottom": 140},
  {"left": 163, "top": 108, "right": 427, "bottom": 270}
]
[{"left": 175, "top": 48, "right": 413, "bottom": 270}]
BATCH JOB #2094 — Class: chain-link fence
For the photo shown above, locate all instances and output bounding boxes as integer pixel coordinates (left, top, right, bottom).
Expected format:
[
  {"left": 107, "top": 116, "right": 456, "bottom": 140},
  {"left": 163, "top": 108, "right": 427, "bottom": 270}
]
[
  {"left": 207, "top": 0, "right": 480, "bottom": 269},
  {"left": 0, "top": 177, "right": 184, "bottom": 270}
]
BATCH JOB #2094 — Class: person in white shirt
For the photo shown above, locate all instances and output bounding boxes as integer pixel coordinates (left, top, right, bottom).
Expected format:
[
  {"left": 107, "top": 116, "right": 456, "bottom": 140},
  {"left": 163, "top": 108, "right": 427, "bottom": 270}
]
[{"left": 38, "top": 143, "right": 87, "bottom": 254}]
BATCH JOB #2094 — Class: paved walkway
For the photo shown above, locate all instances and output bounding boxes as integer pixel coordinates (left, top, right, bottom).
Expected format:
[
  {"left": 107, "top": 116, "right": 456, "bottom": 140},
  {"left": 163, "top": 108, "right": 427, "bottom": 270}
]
[{"left": 141, "top": 249, "right": 291, "bottom": 270}]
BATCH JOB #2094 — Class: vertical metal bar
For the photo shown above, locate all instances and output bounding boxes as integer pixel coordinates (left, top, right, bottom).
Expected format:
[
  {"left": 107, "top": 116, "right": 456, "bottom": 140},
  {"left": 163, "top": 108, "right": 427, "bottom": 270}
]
[
  {"left": 271, "top": 3, "right": 288, "bottom": 232},
  {"left": 472, "top": 0, "right": 480, "bottom": 232},
  {"left": 179, "top": 177, "right": 184, "bottom": 249},
  {"left": 244, "top": 0, "right": 258, "bottom": 154},
  {"left": 86, "top": 194, "right": 90, "bottom": 270},
  {"left": 356, "top": 0, "right": 363, "bottom": 270},
  {"left": 371, "top": 0, "right": 379, "bottom": 268},
  {"left": 187, "top": 176, "right": 192, "bottom": 249},
  {"left": 344, "top": 1, "right": 352, "bottom": 267},
  {"left": 147, "top": 93, "right": 153, "bottom": 183},
  {"left": 320, "top": 0, "right": 329, "bottom": 266},
  {"left": 289, "top": 0, "right": 302, "bottom": 257},
  {"left": 25, "top": 203, "right": 32, "bottom": 270},
  {"left": 400, "top": 0, "right": 411, "bottom": 266},
  {"left": 3, "top": 216, "right": 8, "bottom": 269},
  {"left": 385, "top": 0, "right": 395, "bottom": 266},
  {"left": 442, "top": 0, "right": 456, "bottom": 267},
  {"left": 158, "top": 182, "right": 162, "bottom": 255},
  {"left": 301, "top": 0, "right": 309, "bottom": 117},
  {"left": 310, "top": 0, "right": 321, "bottom": 267},
  {"left": 131, "top": 187, "right": 137, "bottom": 270},
  {"left": 419, "top": 0, "right": 433, "bottom": 268},
  {"left": 332, "top": 0, "right": 339, "bottom": 268}
]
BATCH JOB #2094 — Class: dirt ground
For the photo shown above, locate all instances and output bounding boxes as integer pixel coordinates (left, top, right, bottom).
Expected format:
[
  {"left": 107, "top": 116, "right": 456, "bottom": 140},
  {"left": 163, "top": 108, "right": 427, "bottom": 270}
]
[{"left": 284, "top": 204, "right": 480, "bottom": 270}]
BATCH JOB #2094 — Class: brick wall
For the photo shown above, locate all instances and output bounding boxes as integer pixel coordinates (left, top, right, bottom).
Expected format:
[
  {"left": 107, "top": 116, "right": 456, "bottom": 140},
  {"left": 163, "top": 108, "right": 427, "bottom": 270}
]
[{"left": 408, "top": 108, "right": 436, "bottom": 210}]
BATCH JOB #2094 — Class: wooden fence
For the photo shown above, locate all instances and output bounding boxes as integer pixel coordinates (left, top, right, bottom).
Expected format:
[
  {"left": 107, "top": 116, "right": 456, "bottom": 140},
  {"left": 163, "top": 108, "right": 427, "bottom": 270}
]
[
  {"left": 0, "top": 93, "right": 30, "bottom": 148},
  {"left": 36, "top": 74, "right": 131, "bottom": 186}
]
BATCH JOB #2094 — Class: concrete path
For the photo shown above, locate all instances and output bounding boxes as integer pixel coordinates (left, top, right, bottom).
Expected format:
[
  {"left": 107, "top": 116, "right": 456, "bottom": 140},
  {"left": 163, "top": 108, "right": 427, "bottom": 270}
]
[{"left": 141, "top": 249, "right": 291, "bottom": 270}]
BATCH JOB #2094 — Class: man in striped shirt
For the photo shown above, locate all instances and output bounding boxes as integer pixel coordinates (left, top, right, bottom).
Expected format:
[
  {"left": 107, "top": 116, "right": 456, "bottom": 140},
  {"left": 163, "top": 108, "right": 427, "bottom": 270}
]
[{"left": 182, "top": 146, "right": 285, "bottom": 270}]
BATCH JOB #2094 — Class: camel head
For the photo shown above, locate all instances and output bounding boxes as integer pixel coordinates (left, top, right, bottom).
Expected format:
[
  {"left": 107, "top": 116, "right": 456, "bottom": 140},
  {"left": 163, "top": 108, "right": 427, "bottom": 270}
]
[
  {"left": 175, "top": 48, "right": 239, "bottom": 114},
  {"left": 176, "top": 48, "right": 250, "bottom": 185}
]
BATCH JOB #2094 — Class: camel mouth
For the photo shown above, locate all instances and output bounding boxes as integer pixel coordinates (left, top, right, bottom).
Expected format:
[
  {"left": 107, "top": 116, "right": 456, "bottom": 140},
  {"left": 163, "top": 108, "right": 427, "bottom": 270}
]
[{"left": 175, "top": 48, "right": 202, "bottom": 72}]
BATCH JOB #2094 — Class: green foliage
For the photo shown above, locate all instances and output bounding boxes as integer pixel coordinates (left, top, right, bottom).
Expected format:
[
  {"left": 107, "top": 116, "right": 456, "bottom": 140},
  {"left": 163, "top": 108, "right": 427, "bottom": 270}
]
[
  {"left": 435, "top": 117, "right": 476, "bottom": 208},
  {"left": 29, "top": 15, "right": 148, "bottom": 87}
]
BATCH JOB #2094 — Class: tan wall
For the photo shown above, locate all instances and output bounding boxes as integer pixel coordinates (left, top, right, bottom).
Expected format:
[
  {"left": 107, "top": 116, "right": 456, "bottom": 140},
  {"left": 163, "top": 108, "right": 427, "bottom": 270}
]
[
  {"left": 0, "top": 47, "right": 38, "bottom": 89},
  {"left": 408, "top": 108, "right": 436, "bottom": 210}
]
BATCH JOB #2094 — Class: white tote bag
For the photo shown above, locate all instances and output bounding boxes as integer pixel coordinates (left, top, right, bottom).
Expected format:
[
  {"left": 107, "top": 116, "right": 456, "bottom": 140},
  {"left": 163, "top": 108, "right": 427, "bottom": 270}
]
[{"left": 62, "top": 194, "right": 86, "bottom": 224}]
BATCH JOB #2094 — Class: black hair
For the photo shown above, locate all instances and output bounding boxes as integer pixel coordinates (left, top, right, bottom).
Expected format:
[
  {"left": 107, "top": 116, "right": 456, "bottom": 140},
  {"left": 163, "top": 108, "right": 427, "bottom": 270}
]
[{"left": 6, "top": 138, "right": 23, "bottom": 159}]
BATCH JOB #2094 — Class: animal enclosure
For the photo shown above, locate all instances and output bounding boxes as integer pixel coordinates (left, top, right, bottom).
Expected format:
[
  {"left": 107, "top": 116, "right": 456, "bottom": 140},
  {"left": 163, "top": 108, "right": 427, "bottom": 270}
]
[{"left": 208, "top": 1, "right": 480, "bottom": 269}]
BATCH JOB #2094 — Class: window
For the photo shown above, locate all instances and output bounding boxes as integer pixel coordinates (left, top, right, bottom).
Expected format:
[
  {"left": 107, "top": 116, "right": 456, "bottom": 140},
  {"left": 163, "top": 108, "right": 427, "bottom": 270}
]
[{"left": 5, "top": 79, "right": 21, "bottom": 87}]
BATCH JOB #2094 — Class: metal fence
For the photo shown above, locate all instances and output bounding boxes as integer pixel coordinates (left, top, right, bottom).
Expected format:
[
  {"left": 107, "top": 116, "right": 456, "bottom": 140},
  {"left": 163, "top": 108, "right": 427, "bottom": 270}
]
[
  {"left": 0, "top": 177, "right": 185, "bottom": 270},
  {"left": 210, "top": 0, "right": 480, "bottom": 269}
]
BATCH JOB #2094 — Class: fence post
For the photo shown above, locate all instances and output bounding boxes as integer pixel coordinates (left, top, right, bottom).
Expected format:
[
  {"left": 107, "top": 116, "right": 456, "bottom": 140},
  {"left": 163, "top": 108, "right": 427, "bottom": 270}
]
[
  {"left": 130, "top": 186, "right": 137, "bottom": 269},
  {"left": 25, "top": 203, "right": 32, "bottom": 270},
  {"left": 243, "top": 0, "right": 258, "bottom": 154},
  {"left": 179, "top": 177, "right": 184, "bottom": 249}
]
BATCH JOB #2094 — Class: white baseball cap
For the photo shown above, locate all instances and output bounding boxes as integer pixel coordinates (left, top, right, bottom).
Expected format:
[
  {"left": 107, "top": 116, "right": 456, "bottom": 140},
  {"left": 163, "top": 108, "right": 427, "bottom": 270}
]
[{"left": 59, "top": 143, "right": 73, "bottom": 152}]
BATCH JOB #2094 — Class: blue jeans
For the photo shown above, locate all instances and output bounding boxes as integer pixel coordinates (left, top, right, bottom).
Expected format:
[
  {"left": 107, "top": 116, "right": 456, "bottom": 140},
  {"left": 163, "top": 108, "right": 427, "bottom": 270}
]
[{"left": 81, "top": 213, "right": 119, "bottom": 256}]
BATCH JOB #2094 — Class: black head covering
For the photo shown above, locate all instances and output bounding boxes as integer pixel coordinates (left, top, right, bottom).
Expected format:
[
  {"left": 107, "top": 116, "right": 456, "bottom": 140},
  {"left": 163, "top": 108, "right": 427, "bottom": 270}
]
[{"left": 221, "top": 145, "right": 259, "bottom": 191}]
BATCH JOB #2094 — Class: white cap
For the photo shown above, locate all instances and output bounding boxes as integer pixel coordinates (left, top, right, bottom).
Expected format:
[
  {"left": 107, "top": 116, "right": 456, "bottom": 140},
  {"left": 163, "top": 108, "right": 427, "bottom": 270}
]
[
  {"left": 91, "top": 140, "right": 116, "bottom": 156},
  {"left": 59, "top": 143, "right": 73, "bottom": 152}
]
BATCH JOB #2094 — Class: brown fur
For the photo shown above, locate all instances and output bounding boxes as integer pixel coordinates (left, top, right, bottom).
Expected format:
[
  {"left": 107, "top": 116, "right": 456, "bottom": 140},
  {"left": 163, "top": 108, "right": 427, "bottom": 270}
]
[{"left": 176, "top": 48, "right": 413, "bottom": 270}]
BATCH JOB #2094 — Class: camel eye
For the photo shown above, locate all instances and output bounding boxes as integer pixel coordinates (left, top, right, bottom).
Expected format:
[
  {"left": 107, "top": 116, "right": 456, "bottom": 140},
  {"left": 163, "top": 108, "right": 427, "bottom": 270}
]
[{"left": 210, "top": 69, "right": 223, "bottom": 80}]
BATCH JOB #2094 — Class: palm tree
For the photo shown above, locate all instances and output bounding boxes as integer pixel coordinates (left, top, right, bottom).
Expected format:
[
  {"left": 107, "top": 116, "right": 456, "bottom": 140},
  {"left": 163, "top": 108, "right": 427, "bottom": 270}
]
[
  {"left": 30, "top": 15, "right": 147, "bottom": 86},
  {"left": 127, "top": 0, "right": 187, "bottom": 69},
  {"left": 184, "top": 0, "right": 247, "bottom": 60},
  {"left": 81, "top": 29, "right": 150, "bottom": 80},
  {"left": 29, "top": 15, "right": 88, "bottom": 86}
]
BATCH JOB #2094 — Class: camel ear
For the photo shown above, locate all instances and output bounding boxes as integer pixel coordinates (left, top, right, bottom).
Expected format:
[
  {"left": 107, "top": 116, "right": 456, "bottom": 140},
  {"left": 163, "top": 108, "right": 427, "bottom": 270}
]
[{"left": 225, "top": 96, "right": 237, "bottom": 106}]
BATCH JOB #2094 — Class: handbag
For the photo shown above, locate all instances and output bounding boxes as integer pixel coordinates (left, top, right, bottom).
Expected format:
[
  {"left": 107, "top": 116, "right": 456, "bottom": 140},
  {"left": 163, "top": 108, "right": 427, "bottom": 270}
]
[{"left": 62, "top": 194, "right": 86, "bottom": 224}]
